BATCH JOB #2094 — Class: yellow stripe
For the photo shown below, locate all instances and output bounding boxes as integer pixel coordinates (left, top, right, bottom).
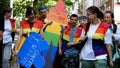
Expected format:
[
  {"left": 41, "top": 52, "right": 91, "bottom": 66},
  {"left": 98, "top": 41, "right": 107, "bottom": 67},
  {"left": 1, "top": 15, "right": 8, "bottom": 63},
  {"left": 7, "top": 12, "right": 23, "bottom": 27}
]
[
  {"left": 73, "top": 38, "right": 80, "bottom": 43},
  {"left": 22, "top": 29, "right": 30, "bottom": 34},
  {"left": 16, "top": 36, "right": 26, "bottom": 52},
  {"left": 31, "top": 28, "right": 40, "bottom": 33},
  {"left": 92, "top": 33, "right": 104, "bottom": 40},
  {"left": 45, "top": 21, "right": 61, "bottom": 35},
  {"left": 63, "top": 34, "right": 69, "bottom": 41}
]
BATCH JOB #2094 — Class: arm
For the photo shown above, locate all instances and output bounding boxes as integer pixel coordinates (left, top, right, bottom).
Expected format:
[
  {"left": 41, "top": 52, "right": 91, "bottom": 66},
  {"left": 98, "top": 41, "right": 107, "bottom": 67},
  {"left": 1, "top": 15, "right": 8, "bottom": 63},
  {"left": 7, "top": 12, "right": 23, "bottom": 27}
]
[
  {"left": 58, "top": 34, "right": 62, "bottom": 55},
  {"left": 15, "top": 28, "right": 22, "bottom": 54},
  {"left": 105, "top": 44, "right": 113, "bottom": 68},
  {"left": 39, "top": 27, "right": 44, "bottom": 39},
  {"left": 43, "top": 20, "right": 52, "bottom": 32},
  {"left": 104, "top": 29, "right": 113, "bottom": 68},
  {"left": 112, "top": 26, "right": 120, "bottom": 42}
]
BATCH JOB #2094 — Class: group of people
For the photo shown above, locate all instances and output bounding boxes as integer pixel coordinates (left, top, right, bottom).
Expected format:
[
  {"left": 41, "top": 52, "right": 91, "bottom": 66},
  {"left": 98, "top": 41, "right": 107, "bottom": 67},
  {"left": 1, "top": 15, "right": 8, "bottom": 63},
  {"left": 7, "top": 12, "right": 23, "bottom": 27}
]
[
  {"left": 0, "top": 5, "right": 120, "bottom": 68},
  {"left": 55, "top": 6, "right": 120, "bottom": 68},
  {"left": 0, "top": 6, "right": 52, "bottom": 68}
]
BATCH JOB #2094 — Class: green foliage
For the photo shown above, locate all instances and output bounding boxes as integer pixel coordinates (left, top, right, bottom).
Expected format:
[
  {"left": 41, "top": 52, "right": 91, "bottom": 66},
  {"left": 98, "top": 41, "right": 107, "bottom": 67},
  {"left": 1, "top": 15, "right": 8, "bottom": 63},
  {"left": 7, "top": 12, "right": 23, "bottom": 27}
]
[
  {"left": 13, "top": 0, "right": 33, "bottom": 19},
  {"left": 13, "top": 0, "right": 73, "bottom": 28},
  {"left": 0, "top": 0, "right": 10, "bottom": 14}
]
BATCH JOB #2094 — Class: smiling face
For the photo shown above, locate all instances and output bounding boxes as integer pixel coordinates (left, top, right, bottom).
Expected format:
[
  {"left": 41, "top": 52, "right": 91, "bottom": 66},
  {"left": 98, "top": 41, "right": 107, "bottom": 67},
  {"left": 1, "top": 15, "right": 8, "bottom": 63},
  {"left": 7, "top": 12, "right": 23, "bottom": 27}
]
[
  {"left": 104, "top": 13, "right": 113, "bottom": 24},
  {"left": 70, "top": 16, "right": 78, "bottom": 27},
  {"left": 6, "top": 12, "right": 12, "bottom": 19},
  {"left": 28, "top": 10, "right": 35, "bottom": 20},
  {"left": 86, "top": 10, "right": 97, "bottom": 21}
]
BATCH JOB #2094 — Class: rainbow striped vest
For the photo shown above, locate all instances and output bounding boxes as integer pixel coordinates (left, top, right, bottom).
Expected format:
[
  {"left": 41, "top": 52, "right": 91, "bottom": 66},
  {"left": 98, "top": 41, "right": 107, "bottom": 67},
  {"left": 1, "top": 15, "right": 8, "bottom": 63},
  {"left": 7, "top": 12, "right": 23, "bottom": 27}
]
[
  {"left": 62, "top": 25, "right": 82, "bottom": 51},
  {"left": 20, "top": 19, "right": 43, "bottom": 34},
  {"left": 83, "top": 22, "right": 109, "bottom": 56},
  {"left": 10, "top": 19, "right": 15, "bottom": 32}
]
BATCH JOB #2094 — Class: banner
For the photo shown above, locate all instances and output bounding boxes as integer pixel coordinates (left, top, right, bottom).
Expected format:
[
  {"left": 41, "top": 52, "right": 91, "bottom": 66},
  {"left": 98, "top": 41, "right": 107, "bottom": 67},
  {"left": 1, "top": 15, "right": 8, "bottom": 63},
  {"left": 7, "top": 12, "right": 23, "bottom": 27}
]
[
  {"left": 44, "top": 0, "right": 68, "bottom": 67},
  {"left": 17, "top": 32, "right": 49, "bottom": 68}
]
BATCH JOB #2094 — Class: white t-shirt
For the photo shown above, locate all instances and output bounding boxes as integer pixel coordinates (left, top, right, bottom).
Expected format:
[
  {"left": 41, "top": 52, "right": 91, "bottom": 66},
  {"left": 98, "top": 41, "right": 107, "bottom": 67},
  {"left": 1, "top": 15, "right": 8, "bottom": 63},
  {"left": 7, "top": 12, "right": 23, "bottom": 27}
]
[
  {"left": 3, "top": 19, "right": 12, "bottom": 44},
  {"left": 80, "top": 23, "right": 112, "bottom": 60}
]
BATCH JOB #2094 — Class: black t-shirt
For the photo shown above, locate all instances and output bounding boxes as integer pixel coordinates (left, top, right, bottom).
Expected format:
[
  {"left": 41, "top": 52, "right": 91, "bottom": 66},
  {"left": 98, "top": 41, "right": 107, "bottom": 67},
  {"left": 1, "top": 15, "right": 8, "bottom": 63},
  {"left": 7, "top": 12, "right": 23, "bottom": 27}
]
[
  {"left": 0, "top": 14, "right": 4, "bottom": 31},
  {"left": 0, "top": 14, "right": 4, "bottom": 45}
]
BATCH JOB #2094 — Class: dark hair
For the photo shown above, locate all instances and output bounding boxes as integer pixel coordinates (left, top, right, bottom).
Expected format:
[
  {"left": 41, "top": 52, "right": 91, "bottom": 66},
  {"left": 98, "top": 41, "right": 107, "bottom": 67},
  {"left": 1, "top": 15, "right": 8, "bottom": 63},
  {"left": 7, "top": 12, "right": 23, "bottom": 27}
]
[
  {"left": 70, "top": 14, "right": 78, "bottom": 19},
  {"left": 104, "top": 11, "right": 117, "bottom": 33},
  {"left": 26, "top": 7, "right": 36, "bottom": 17},
  {"left": 38, "top": 6, "right": 47, "bottom": 11},
  {"left": 87, "top": 6, "right": 103, "bottom": 19},
  {"left": 3, "top": 7, "right": 12, "bottom": 15},
  {"left": 105, "top": 11, "right": 114, "bottom": 23}
]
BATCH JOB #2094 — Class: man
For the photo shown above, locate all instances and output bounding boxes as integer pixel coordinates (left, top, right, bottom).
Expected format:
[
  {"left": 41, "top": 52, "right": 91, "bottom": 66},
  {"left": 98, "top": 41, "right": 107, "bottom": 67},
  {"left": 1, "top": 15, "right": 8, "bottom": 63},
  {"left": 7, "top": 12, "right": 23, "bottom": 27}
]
[
  {"left": 58, "top": 14, "right": 84, "bottom": 68},
  {"left": 2, "top": 7, "right": 16, "bottom": 68},
  {"left": 37, "top": 6, "right": 52, "bottom": 32},
  {"left": 0, "top": 14, "right": 4, "bottom": 68}
]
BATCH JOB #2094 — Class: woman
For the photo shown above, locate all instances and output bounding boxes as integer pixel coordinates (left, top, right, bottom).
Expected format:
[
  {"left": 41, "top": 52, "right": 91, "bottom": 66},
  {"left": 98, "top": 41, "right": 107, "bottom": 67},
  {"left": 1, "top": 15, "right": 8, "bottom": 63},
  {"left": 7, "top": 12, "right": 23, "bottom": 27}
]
[
  {"left": 104, "top": 11, "right": 120, "bottom": 68},
  {"left": 80, "top": 6, "right": 113, "bottom": 68},
  {"left": 15, "top": 7, "right": 44, "bottom": 68}
]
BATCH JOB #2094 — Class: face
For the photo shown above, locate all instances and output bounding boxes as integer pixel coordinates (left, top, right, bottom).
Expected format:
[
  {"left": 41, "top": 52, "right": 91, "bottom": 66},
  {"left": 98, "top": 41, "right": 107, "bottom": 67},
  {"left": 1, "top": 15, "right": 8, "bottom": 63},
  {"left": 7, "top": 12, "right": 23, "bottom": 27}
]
[
  {"left": 28, "top": 10, "right": 35, "bottom": 20},
  {"left": 6, "top": 12, "right": 12, "bottom": 19},
  {"left": 86, "top": 10, "right": 96, "bottom": 21},
  {"left": 70, "top": 17, "right": 78, "bottom": 27},
  {"left": 39, "top": 9, "right": 47, "bottom": 19},
  {"left": 104, "top": 13, "right": 113, "bottom": 24}
]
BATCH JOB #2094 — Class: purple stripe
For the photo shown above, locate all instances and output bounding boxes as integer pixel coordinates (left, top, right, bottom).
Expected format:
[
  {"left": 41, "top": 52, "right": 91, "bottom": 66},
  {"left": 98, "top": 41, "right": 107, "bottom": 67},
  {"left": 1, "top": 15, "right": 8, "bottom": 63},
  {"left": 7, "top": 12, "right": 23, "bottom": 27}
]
[{"left": 94, "top": 49, "right": 107, "bottom": 56}]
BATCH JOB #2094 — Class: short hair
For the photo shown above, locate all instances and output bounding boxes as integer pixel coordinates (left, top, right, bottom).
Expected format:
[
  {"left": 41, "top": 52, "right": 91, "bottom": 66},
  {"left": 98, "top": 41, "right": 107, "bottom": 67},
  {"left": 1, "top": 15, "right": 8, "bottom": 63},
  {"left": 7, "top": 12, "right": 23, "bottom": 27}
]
[
  {"left": 26, "top": 7, "right": 36, "bottom": 17},
  {"left": 70, "top": 14, "right": 78, "bottom": 19},
  {"left": 3, "top": 7, "right": 12, "bottom": 15},
  {"left": 38, "top": 6, "right": 47, "bottom": 11}
]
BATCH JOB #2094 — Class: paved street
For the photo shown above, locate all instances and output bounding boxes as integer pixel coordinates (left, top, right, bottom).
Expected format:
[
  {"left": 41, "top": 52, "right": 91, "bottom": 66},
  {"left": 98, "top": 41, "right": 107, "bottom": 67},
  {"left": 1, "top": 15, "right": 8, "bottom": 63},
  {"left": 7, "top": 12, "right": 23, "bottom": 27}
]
[{"left": 10, "top": 61, "right": 19, "bottom": 68}]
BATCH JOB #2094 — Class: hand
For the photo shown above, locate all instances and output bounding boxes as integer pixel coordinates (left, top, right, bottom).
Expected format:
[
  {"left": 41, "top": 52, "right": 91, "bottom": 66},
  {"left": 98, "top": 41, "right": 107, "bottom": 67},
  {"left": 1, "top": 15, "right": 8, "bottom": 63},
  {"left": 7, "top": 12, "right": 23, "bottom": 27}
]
[
  {"left": 66, "top": 42, "right": 74, "bottom": 47},
  {"left": 81, "top": 36, "right": 87, "bottom": 41},
  {"left": 47, "top": 20, "right": 52, "bottom": 25},
  {"left": 109, "top": 60, "right": 113, "bottom": 68},
  {"left": 14, "top": 50, "right": 18, "bottom": 55},
  {"left": 58, "top": 49, "right": 62, "bottom": 55},
  {"left": 112, "top": 34, "right": 114, "bottom": 38}
]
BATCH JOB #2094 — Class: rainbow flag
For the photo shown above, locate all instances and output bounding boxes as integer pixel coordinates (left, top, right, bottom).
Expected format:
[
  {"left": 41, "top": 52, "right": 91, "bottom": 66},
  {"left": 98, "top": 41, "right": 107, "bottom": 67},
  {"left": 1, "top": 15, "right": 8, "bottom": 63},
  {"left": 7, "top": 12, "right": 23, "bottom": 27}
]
[{"left": 44, "top": 0, "right": 68, "bottom": 67}]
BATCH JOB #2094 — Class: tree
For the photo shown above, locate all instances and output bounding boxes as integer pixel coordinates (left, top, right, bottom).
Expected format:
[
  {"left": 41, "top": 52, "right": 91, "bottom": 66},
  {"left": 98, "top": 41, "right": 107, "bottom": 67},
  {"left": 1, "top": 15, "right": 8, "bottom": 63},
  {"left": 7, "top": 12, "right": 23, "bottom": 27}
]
[
  {"left": 0, "top": 0, "right": 10, "bottom": 14},
  {"left": 13, "top": 0, "right": 73, "bottom": 28}
]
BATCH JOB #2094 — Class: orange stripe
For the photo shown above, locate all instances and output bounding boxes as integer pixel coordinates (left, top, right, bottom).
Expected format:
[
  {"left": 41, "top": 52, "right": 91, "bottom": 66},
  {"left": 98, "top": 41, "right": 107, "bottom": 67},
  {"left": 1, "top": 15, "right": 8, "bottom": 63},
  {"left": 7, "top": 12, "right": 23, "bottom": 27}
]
[{"left": 96, "top": 28, "right": 105, "bottom": 34}]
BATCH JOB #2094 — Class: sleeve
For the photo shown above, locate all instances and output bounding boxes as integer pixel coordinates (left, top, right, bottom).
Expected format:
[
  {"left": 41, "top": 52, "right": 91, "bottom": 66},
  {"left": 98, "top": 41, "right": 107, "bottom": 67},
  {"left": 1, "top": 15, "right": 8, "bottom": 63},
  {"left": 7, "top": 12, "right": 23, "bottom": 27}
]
[
  {"left": 104, "top": 28, "right": 112, "bottom": 44},
  {"left": 113, "top": 26, "right": 120, "bottom": 44}
]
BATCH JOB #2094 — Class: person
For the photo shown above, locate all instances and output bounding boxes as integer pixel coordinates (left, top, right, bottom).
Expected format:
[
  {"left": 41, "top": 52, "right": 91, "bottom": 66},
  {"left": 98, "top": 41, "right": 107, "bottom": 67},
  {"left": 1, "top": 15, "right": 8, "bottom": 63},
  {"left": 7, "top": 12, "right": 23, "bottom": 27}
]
[
  {"left": 2, "top": 7, "right": 17, "bottom": 68},
  {"left": 37, "top": 6, "right": 52, "bottom": 32},
  {"left": 104, "top": 11, "right": 120, "bottom": 68},
  {"left": 15, "top": 7, "right": 44, "bottom": 68},
  {"left": 0, "top": 14, "right": 4, "bottom": 68},
  {"left": 58, "top": 14, "right": 85, "bottom": 68},
  {"left": 80, "top": 6, "right": 113, "bottom": 68}
]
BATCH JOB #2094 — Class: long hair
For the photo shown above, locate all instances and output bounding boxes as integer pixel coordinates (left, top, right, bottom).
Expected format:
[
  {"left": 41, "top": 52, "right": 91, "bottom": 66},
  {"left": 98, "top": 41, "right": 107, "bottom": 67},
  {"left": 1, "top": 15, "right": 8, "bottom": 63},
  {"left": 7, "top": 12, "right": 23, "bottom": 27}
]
[
  {"left": 105, "top": 11, "right": 117, "bottom": 33},
  {"left": 87, "top": 6, "right": 103, "bottom": 19}
]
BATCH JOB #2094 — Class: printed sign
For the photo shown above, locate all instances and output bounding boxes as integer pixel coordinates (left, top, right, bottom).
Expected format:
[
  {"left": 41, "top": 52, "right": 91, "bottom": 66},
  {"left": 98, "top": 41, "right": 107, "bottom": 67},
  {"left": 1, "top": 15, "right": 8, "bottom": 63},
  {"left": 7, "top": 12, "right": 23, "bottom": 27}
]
[{"left": 17, "top": 32, "right": 49, "bottom": 68}]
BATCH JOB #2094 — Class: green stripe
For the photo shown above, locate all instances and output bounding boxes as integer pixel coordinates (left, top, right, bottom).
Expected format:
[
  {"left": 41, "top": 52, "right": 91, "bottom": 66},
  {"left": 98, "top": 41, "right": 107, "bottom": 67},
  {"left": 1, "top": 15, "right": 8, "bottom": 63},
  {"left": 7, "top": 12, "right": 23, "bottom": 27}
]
[{"left": 44, "top": 31, "right": 60, "bottom": 46}]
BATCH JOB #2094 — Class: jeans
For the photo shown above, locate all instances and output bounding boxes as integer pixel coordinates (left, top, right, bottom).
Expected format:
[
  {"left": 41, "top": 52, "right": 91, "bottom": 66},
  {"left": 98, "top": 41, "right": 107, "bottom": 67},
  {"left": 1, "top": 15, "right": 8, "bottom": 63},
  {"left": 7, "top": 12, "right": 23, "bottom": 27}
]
[{"left": 2, "top": 42, "right": 12, "bottom": 68}]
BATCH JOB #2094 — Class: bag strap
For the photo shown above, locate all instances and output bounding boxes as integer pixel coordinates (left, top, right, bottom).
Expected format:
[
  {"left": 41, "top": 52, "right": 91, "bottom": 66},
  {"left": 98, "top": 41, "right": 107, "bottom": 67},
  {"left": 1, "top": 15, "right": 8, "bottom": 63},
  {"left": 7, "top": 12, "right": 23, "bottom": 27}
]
[
  {"left": 85, "top": 22, "right": 90, "bottom": 36},
  {"left": 113, "top": 23, "right": 117, "bottom": 34}
]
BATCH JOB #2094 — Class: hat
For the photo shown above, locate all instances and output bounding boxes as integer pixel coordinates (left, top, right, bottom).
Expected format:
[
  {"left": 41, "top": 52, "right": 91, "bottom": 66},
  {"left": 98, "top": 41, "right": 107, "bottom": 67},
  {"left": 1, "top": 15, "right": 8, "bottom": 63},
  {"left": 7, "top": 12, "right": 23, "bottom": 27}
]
[{"left": 38, "top": 6, "right": 47, "bottom": 11}]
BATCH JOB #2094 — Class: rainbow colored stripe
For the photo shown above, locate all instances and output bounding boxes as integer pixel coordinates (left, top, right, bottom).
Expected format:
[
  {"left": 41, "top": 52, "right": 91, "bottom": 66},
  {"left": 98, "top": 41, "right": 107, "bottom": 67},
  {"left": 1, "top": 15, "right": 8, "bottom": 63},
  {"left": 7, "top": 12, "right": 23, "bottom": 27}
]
[{"left": 63, "top": 25, "right": 82, "bottom": 43}]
